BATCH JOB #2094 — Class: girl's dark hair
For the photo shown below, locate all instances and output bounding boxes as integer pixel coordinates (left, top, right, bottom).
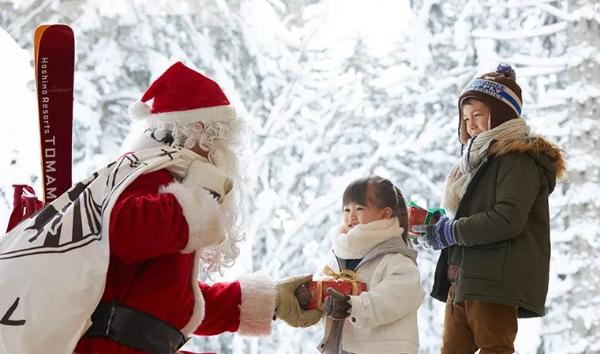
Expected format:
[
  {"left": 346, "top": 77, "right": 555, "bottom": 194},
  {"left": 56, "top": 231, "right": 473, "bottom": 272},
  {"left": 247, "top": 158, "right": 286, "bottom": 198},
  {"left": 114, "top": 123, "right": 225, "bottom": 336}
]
[{"left": 342, "top": 176, "right": 409, "bottom": 242}]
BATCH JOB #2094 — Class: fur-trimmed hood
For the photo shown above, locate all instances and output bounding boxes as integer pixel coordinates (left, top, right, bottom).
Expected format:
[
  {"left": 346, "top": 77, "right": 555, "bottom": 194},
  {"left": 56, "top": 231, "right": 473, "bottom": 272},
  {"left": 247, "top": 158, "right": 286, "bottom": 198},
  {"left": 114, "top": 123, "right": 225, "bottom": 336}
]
[{"left": 489, "top": 135, "right": 566, "bottom": 193}]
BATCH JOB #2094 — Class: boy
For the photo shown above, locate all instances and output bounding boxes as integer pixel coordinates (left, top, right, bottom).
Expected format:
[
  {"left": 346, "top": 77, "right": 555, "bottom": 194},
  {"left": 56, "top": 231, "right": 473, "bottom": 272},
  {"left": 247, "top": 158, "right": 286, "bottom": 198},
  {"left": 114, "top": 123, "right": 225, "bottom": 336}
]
[{"left": 413, "top": 64, "right": 565, "bottom": 353}]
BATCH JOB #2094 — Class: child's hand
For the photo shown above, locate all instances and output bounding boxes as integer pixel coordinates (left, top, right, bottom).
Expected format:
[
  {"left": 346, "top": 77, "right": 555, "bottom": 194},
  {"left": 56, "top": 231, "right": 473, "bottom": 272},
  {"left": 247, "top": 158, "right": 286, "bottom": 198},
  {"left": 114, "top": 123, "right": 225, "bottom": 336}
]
[
  {"left": 323, "top": 288, "right": 351, "bottom": 320},
  {"left": 411, "top": 216, "right": 457, "bottom": 250}
]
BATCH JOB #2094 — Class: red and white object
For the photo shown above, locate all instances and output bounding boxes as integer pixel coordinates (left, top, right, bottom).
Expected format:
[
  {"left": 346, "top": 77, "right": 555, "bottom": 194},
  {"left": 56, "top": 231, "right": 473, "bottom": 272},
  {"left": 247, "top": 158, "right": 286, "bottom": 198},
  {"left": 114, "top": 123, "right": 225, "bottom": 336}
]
[
  {"left": 34, "top": 24, "right": 74, "bottom": 203},
  {"left": 305, "top": 267, "right": 367, "bottom": 310}
]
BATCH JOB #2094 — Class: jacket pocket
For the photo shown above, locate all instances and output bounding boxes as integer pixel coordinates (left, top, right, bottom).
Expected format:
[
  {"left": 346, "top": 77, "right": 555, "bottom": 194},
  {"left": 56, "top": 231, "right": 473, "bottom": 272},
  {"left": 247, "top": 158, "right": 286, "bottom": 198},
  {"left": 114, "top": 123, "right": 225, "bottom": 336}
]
[{"left": 461, "top": 241, "right": 508, "bottom": 282}]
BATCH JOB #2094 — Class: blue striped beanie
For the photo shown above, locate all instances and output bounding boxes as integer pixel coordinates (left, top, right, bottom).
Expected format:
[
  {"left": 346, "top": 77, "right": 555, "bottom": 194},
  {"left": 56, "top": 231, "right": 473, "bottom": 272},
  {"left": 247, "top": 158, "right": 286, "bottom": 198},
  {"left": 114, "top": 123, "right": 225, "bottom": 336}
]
[{"left": 457, "top": 64, "right": 522, "bottom": 144}]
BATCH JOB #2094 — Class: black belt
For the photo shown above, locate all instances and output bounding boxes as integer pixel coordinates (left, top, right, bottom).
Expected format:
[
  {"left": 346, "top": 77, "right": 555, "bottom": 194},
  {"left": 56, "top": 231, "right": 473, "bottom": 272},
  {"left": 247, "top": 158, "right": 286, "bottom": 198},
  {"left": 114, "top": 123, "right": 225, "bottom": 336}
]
[{"left": 84, "top": 301, "right": 188, "bottom": 354}]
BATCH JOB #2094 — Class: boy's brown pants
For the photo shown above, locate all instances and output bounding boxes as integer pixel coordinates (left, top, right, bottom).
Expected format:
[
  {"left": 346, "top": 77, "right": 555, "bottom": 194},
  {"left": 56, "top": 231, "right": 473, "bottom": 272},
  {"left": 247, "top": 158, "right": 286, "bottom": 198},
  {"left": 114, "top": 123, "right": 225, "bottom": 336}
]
[{"left": 441, "top": 284, "right": 518, "bottom": 354}]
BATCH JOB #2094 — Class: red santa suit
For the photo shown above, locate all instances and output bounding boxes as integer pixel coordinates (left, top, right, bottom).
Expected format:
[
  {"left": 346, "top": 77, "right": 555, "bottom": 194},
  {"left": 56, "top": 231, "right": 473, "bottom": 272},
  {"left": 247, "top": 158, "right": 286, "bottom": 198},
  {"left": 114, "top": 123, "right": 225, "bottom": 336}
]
[
  {"left": 74, "top": 61, "right": 275, "bottom": 353},
  {"left": 74, "top": 168, "right": 274, "bottom": 354}
]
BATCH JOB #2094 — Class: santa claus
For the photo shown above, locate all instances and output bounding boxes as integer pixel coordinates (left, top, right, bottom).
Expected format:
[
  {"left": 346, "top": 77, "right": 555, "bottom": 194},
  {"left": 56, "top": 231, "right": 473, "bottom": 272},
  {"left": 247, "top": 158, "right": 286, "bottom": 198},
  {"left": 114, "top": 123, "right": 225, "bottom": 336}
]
[{"left": 69, "top": 61, "right": 321, "bottom": 353}]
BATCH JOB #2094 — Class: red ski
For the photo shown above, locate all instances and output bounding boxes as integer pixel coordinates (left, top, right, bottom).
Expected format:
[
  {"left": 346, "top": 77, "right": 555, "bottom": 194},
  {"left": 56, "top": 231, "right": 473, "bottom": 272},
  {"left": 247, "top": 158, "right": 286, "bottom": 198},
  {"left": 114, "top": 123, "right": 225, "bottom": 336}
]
[
  {"left": 34, "top": 24, "right": 75, "bottom": 203},
  {"left": 6, "top": 24, "right": 75, "bottom": 232}
]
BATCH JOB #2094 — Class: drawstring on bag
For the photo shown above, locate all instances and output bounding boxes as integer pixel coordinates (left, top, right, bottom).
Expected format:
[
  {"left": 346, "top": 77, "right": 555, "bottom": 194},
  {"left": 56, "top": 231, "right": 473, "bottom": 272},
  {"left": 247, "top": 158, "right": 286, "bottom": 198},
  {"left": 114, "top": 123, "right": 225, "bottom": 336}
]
[{"left": 6, "top": 184, "right": 43, "bottom": 232}]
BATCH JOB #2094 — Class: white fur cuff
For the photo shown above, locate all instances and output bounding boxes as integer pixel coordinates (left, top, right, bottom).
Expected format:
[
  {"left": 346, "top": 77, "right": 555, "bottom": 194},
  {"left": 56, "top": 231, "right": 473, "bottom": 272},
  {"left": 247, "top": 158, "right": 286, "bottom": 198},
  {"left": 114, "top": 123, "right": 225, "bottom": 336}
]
[
  {"left": 160, "top": 181, "right": 225, "bottom": 253},
  {"left": 238, "top": 273, "right": 276, "bottom": 336}
]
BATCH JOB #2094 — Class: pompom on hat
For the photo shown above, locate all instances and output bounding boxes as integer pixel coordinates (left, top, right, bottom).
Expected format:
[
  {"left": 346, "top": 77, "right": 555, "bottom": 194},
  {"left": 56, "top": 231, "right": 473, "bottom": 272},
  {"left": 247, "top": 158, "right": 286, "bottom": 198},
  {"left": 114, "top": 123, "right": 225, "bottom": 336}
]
[
  {"left": 457, "top": 64, "right": 523, "bottom": 144},
  {"left": 129, "top": 61, "right": 236, "bottom": 125}
]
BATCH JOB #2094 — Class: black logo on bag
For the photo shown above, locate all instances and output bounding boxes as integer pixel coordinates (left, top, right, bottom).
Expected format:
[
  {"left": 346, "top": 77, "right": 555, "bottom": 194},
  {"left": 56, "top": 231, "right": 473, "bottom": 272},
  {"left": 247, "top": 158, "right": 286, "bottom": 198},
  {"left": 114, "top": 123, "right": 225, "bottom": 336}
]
[
  {"left": 0, "top": 174, "right": 102, "bottom": 260},
  {"left": 0, "top": 298, "right": 26, "bottom": 326},
  {"left": 0, "top": 149, "right": 180, "bottom": 260}
]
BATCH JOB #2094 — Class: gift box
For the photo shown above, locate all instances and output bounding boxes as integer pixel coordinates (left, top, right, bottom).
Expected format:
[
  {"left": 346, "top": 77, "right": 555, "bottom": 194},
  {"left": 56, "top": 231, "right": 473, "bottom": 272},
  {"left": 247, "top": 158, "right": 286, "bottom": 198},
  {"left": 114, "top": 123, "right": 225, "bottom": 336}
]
[
  {"left": 408, "top": 202, "right": 445, "bottom": 237},
  {"left": 303, "top": 267, "right": 367, "bottom": 310}
]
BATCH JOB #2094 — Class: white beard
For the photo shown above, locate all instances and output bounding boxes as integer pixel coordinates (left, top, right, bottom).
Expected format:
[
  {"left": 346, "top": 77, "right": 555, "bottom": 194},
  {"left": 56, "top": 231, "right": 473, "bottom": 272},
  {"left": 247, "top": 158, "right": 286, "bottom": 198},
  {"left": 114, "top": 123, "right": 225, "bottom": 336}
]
[{"left": 119, "top": 121, "right": 246, "bottom": 272}]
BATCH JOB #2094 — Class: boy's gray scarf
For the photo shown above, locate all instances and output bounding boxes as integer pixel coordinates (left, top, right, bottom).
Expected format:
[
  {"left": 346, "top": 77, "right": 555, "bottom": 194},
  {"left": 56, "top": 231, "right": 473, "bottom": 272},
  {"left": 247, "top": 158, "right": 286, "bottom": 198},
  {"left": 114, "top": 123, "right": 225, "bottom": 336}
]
[{"left": 441, "top": 118, "right": 530, "bottom": 217}]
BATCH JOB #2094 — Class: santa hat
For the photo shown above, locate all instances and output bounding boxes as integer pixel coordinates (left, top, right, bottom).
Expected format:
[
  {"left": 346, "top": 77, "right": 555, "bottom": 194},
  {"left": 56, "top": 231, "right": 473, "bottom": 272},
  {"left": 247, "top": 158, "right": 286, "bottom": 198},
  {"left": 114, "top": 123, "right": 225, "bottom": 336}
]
[
  {"left": 129, "top": 61, "right": 236, "bottom": 126},
  {"left": 457, "top": 64, "right": 522, "bottom": 144}
]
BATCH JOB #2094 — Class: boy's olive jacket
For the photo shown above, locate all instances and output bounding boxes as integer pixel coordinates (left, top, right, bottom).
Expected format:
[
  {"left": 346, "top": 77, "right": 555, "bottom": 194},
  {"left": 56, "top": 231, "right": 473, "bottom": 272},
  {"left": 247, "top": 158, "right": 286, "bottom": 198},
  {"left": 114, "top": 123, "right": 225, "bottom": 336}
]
[{"left": 431, "top": 135, "right": 566, "bottom": 318}]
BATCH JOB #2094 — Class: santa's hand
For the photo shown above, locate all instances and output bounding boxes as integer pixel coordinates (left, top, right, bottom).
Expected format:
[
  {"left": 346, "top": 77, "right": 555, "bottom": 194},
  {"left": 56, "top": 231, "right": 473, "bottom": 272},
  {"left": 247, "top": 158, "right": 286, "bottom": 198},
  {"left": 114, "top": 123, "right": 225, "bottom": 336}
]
[
  {"left": 295, "top": 283, "right": 311, "bottom": 310},
  {"left": 323, "top": 288, "right": 351, "bottom": 320},
  {"left": 275, "top": 274, "right": 322, "bottom": 328}
]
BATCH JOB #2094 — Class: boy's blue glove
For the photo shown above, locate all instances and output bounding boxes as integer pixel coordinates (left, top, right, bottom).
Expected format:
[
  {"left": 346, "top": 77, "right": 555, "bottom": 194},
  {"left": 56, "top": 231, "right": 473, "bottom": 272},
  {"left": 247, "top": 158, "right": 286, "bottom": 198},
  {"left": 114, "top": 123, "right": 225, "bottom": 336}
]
[{"left": 411, "top": 216, "right": 456, "bottom": 250}]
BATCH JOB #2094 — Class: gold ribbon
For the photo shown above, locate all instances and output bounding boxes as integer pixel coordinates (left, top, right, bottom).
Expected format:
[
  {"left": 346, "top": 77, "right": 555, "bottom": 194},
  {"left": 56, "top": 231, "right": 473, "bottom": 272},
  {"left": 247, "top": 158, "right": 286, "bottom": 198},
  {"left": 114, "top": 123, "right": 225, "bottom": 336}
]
[{"left": 316, "top": 266, "right": 362, "bottom": 309}]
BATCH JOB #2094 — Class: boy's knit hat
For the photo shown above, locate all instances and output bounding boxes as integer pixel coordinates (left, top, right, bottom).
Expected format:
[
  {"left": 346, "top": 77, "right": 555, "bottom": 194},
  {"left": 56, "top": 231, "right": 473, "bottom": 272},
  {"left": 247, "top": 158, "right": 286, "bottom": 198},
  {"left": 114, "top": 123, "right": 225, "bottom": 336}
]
[{"left": 457, "top": 64, "right": 522, "bottom": 144}]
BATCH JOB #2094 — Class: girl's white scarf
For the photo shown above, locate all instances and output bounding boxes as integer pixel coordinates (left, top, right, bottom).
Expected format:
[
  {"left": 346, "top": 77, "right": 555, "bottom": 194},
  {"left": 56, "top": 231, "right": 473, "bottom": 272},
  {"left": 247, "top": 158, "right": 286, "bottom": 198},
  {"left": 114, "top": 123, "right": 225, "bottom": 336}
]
[
  {"left": 441, "top": 118, "right": 531, "bottom": 217},
  {"left": 333, "top": 218, "right": 405, "bottom": 259}
]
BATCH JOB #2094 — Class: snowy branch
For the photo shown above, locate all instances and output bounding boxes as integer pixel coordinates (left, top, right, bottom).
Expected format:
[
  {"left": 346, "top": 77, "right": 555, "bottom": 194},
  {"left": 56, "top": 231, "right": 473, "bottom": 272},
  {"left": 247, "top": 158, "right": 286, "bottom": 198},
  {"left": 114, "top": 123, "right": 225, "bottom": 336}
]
[{"left": 472, "top": 22, "right": 567, "bottom": 40}]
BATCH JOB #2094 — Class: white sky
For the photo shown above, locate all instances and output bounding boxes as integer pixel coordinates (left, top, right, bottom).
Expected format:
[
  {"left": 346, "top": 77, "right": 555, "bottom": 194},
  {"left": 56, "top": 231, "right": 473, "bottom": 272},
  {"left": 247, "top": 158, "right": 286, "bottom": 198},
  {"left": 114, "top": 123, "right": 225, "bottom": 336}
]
[
  {"left": 0, "top": 27, "right": 40, "bottom": 229},
  {"left": 308, "top": 0, "right": 412, "bottom": 56}
]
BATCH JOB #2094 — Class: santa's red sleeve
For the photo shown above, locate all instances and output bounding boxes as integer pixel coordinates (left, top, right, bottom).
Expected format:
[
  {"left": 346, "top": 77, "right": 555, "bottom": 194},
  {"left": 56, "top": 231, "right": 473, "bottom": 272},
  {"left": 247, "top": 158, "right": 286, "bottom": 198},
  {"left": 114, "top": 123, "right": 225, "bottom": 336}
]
[
  {"left": 194, "top": 274, "right": 276, "bottom": 336},
  {"left": 109, "top": 169, "right": 225, "bottom": 263}
]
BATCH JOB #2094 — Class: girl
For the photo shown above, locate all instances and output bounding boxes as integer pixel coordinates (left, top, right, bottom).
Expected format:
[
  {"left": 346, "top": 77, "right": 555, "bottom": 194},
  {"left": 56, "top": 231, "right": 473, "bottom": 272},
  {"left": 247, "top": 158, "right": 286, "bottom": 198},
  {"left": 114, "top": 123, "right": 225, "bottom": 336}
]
[{"left": 318, "top": 176, "right": 424, "bottom": 354}]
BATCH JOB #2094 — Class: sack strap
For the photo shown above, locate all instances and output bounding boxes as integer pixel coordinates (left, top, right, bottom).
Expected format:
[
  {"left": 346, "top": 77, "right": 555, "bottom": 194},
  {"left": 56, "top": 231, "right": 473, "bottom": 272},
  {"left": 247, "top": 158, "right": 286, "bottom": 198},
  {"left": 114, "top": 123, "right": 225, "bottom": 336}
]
[
  {"left": 6, "top": 184, "right": 43, "bottom": 232},
  {"left": 84, "top": 301, "right": 188, "bottom": 354}
]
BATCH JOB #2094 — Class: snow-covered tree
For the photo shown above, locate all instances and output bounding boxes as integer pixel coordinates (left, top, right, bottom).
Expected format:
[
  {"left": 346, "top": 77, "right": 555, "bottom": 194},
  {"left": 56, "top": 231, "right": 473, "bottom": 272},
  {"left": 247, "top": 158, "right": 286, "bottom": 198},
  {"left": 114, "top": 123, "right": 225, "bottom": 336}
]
[
  {"left": 1, "top": 1, "right": 598, "bottom": 353},
  {"left": 541, "top": 1, "right": 600, "bottom": 353}
]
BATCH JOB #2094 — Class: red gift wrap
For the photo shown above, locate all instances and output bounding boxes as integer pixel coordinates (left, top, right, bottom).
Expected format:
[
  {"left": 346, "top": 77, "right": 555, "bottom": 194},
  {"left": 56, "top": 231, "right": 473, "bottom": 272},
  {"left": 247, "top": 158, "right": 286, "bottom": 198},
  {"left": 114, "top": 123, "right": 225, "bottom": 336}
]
[
  {"left": 408, "top": 205, "right": 429, "bottom": 233},
  {"left": 306, "top": 267, "right": 367, "bottom": 310},
  {"left": 408, "top": 202, "right": 445, "bottom": 236}
]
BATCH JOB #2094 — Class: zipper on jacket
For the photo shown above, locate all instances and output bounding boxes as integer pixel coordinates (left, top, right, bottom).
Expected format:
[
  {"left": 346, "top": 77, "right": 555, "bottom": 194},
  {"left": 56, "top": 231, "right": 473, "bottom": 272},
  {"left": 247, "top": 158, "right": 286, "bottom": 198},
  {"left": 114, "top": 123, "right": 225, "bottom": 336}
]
[
  {"left": 454, "top": 155, "right": 491, "bottom": 218},
  {"left": 451, "top": 155, "right": 492, "bottom": 297}
]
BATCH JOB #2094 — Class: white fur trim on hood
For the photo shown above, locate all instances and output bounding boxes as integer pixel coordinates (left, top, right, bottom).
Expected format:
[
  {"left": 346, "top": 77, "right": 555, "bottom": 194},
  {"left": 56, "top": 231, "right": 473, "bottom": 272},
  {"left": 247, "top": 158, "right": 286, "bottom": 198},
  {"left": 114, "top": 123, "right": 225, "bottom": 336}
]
[{"left": 237, "top": 273, "right": 276, "bottom": 336}]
